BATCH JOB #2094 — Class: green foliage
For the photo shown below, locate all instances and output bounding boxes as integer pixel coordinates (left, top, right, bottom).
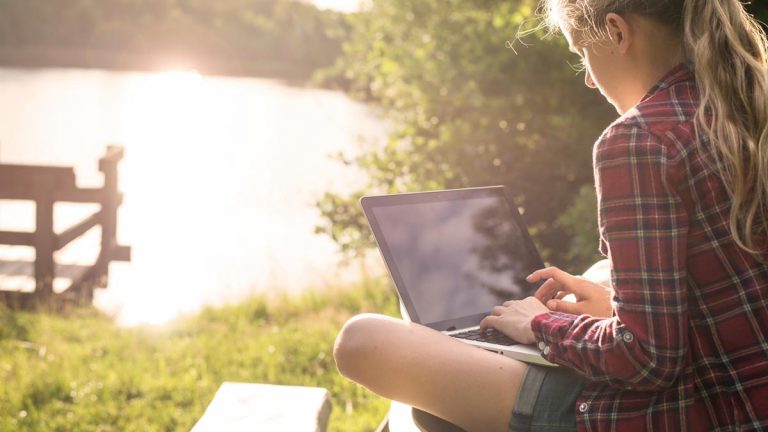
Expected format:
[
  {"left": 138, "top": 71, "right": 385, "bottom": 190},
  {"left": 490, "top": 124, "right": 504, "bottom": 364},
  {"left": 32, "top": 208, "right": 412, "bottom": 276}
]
[
  {"left": 0, "top": 279, "right": 400, "bottom": 432},
  {"left": 317, "top": 1, "right": 768, "bottom": 270},
  {"left": 555, "top": 184, "right": 602, "bottom": 270},
  {"left": 0, "top": 0, "right": 347, "bottom": 79},
  {"left": 316, "top": 0, "right": 615, "bottom": 269}
]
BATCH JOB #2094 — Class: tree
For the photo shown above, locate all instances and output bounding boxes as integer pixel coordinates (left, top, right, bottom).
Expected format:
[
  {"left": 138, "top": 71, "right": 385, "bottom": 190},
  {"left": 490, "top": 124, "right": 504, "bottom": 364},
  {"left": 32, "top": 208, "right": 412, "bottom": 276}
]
[
  {"left": 317, "top": 0, "right": 768, "bottom": 272},
  {"left": 0, "top": 0, "right": 346, "bottom": 79},
  {"left": 316, "top": 0, "right": 615, "bottom": 271}
]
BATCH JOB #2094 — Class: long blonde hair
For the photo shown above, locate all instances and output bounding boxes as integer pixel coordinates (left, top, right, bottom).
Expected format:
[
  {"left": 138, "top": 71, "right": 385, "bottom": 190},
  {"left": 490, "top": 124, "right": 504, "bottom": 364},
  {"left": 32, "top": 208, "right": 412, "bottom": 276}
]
[{"left": 541, "top": 0, "right": 768, "bottom": 262}]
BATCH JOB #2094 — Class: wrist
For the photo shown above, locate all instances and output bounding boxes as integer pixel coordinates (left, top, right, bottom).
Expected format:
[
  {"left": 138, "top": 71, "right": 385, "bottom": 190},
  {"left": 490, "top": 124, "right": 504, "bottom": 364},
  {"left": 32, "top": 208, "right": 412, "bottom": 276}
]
[{"left": 529, "top": 311, "right": 552, "bottom": 342}]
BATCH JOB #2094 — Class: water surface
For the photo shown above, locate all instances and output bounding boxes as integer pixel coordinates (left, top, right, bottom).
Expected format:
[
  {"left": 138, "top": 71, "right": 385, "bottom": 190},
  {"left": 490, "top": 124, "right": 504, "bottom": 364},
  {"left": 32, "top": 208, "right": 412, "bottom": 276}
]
[{"left": 0, "top": 67, "right": 386, "bottom": 325}]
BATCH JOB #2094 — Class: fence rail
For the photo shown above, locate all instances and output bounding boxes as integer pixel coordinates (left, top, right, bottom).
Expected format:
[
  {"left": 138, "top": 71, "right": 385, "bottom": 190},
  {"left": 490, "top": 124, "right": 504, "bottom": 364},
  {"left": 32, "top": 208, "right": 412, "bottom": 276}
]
[{"left": 0, "top": 145, "right": 131, "bottom": 308}]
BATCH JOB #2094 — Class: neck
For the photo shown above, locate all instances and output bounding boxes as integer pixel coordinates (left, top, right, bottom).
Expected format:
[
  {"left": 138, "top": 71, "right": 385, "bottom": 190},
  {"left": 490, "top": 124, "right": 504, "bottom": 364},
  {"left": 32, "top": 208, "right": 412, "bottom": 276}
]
[
  {"left": 639, "top": 42, "right": 685, "bottom": 93},
  {"left": 621, "top": 17, "right": 685, "bottom": 109},
  {"left": 633, "top": 16, "right": 686, "bottom": 97}
]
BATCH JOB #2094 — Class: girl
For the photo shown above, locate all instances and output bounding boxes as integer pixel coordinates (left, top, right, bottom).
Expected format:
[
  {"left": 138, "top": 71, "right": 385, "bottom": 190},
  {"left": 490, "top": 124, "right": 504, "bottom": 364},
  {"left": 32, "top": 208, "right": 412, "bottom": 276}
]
[{"left": 333, "top": 0, "right": 768, "bottom": 430}]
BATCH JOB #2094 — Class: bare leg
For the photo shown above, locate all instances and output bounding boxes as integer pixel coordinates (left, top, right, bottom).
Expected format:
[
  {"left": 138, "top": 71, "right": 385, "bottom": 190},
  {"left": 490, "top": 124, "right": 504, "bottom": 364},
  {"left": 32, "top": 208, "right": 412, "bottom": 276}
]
[{"left": 334, "top": 313, "right": 528, "bottom": 432}]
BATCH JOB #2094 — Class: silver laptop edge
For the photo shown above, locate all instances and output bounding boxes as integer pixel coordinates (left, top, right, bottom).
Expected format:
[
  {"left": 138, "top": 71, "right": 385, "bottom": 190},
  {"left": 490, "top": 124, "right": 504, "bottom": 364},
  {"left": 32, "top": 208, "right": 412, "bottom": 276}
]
[{"left": 444, "top": 326, "right": 556, "bottom": 367}]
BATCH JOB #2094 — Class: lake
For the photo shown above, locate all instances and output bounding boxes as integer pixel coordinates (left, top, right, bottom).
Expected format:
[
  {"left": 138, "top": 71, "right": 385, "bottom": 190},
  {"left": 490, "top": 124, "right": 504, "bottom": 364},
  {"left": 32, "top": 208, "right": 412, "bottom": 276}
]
[{"left": 0, "top": 67, "right": 387, "bottom": 325}]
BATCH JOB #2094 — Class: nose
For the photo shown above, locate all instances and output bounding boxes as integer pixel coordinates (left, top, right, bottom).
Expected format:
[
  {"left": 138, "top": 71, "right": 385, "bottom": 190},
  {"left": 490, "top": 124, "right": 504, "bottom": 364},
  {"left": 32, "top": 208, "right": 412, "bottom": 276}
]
[{"left": 584, "top": 70, "right": 597, "bottom": 89}]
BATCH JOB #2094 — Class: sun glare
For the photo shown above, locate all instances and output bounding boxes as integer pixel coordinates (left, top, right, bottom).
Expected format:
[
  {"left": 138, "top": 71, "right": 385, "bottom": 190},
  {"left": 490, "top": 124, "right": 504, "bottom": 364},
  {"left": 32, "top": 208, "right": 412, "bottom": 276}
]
[
  {"left": 312, "top": 0, "right": 362, "bottom": 13},
  {"left": 83, "top": 66, "right": 382, "bottom": 327},
  {"left": 103, "top": 68, "right": 222, "bottom": 327}
]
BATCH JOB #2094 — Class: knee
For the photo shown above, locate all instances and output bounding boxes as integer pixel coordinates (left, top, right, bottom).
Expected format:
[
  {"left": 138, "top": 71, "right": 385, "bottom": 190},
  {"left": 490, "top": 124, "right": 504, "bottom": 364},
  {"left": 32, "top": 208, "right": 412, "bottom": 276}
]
[{"left": 333, "top": 313, "right": 389, "bottom": 381}]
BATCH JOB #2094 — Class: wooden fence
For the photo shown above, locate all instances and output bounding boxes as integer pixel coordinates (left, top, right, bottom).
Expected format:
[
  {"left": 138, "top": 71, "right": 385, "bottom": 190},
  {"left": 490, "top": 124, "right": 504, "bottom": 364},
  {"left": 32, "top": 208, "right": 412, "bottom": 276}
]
[{"left": 0, "top": 145, "right": 131, "bottom": 308}]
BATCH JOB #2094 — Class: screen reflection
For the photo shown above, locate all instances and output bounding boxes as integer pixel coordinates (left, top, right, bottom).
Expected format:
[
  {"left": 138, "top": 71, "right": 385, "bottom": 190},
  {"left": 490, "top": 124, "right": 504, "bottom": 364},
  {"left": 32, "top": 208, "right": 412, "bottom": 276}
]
[{"left": 372, "top": 195, "right": 541, "bottom": 325}]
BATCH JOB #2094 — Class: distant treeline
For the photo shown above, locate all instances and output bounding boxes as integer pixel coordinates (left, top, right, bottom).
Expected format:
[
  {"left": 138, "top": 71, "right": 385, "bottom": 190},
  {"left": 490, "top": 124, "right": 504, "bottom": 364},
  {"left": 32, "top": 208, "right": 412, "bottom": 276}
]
[{"left": 0, "top": 0, "right": 346, "bottom": 79}]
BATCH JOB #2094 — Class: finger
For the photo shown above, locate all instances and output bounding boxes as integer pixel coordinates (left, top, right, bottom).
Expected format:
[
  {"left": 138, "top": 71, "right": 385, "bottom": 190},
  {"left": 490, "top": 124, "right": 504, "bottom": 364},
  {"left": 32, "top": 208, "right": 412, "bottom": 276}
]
[
  {"left": 546, "top": 299, "right": 583, "bottom": 315},
  {"left": 528, "top": 267, "right": 588, "bottom": 296},
  {"left": 526, "top": 266, "right": 562, "bottom": 283},
  {"left": 491, "top": 305, "right": 506, "bottom": 316},
  {"left": 555, "top": 291, "right": 571, "bottom": 300},
  {"left": 479, "top": 315, "right": 498, "bottom": 332},
  {"left": 534, "top": 278, "right": 562, "bottom": 302},
  {"left": 527, "top": 266, "right": 569, "bottom": 283}
]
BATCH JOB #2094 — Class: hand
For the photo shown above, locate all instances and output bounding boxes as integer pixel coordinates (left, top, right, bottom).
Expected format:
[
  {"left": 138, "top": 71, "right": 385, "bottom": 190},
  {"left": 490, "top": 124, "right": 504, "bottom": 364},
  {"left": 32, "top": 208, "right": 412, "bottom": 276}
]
[
  {"left": 529, "top": 266, "right": 613, "bottom": 318},
  {"left": 479, "top": 297, "right": 549, "bottom": 345}
]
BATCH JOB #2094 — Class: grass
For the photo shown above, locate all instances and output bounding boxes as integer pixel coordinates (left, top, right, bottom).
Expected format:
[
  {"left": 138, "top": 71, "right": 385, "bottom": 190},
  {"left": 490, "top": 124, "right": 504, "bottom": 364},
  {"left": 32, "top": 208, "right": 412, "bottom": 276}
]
[{"left": 0, "top": 277, "right": 400, "bottom": 432}]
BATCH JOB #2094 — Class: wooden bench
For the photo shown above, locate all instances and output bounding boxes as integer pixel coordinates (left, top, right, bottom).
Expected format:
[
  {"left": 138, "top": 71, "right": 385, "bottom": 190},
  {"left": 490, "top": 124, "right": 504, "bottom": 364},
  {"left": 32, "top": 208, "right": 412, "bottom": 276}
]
[
  {"left": 192, "top": 382, "right": 332, "bottom": 432},
  {"left": 379, "top": 401, "right": 465, "bottom": 432}
]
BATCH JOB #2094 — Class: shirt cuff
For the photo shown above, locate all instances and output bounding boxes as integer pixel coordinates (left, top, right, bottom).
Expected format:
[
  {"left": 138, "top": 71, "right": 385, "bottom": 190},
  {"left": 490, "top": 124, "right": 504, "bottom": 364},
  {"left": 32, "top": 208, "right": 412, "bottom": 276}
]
[{"left": 531, "top": 311, "right": 578, "bottom": 363}]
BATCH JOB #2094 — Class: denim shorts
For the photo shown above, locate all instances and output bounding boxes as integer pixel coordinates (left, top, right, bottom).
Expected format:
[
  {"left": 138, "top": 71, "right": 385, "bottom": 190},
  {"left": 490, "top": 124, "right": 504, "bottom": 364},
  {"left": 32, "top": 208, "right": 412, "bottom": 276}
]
[{"left": 508, "top": 365, "right": 588, "bottom": 432}]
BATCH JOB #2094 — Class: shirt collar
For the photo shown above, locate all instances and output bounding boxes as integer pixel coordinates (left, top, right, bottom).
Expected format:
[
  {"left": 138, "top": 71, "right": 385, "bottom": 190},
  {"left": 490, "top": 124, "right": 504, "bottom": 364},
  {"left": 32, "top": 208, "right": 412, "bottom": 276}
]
[{"left": 639, "top": 62, "right": 695, "bottom": 103}]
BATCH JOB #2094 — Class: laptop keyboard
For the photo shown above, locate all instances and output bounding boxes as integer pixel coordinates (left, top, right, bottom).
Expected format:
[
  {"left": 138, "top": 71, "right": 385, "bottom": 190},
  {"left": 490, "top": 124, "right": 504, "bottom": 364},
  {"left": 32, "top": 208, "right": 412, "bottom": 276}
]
[{"left": 451, "top": 328, "right": 517, "bottom": 346}]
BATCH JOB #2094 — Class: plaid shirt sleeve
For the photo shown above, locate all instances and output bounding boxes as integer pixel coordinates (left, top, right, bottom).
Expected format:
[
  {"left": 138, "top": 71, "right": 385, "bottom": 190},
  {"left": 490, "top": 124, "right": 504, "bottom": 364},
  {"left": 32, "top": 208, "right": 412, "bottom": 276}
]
[{"left": 531, "top": 121, "right": 690, "bottom": 390}]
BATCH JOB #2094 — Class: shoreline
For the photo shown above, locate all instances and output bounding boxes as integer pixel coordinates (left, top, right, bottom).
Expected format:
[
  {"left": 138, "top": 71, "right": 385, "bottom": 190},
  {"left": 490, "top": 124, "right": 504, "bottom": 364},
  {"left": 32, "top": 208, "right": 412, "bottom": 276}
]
[{"left": 0, "top": 47, "right": 324, "bottom": 84}]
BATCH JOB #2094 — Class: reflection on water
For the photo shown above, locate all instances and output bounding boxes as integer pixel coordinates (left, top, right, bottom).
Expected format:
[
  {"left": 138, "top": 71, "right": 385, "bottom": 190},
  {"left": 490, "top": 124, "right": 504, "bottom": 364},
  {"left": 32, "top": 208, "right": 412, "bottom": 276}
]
[{"left": 0, "top": 67, "right": 386, "bottom": 325}]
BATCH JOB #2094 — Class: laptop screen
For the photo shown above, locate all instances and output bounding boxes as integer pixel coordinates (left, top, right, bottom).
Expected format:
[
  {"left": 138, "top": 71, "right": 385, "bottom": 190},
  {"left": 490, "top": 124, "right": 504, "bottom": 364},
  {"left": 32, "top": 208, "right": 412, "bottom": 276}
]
[{"left": 362, "top": 187, "right": 545, "bottom": 329}]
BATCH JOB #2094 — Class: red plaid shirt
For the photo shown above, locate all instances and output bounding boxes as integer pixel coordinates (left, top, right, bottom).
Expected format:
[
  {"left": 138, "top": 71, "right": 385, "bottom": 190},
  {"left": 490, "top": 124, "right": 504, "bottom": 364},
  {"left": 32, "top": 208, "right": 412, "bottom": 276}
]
[{"left": 532, "top": 63, "right": 768, "bottom": 431}]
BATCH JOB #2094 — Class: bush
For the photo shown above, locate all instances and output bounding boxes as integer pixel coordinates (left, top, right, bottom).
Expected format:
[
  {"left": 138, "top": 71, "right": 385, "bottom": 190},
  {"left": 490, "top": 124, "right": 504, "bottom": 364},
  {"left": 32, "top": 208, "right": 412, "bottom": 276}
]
[{"left": 316, "top": 0, "right": 615, "bottom": 270}]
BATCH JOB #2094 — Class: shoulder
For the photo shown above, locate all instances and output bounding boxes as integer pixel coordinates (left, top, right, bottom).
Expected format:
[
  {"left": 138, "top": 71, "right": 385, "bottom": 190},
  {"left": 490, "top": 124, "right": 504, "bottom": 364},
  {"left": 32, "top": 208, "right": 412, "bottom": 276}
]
[
  {"left": 593, "top": 116, "right": 670, "bottom": 171},
  {"left": 594, "top": 77, "right": 698, "bottom": 167}
]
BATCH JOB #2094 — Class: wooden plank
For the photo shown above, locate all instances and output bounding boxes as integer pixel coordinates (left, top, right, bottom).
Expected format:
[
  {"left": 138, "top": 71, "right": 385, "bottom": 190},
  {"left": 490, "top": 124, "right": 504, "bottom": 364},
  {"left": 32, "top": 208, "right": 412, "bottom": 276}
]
[
  {"left": 0, "top": 164, "right": 75, "bottom": 181},
  {"left": 0, "top": 260, "right": 32, "bottom": 277},
  {"left": 54, "top": 188, "right": 108, "bottom": 203},
  {"left": 112, "top": 245, "right": 131, "bottom": 262},
  {"left": 0, "top": 165, "right": 75, "bottom": 198},
  {"left": 0, "top": 261, "right": 90, "bottom": 279},
  {"left": 387, "top": 401, "right": 423, "bottom": 432},
  {"left": 0, "top": 185, "right": 57, "bottom": 200},
  {"left": 192, "top": 383, "right": 332, "bottom": 432},
  {"left": 34, "top": 197, "right": 55, "bottom": 296},
  {"left": 98, "top": 146, "right": 125, "bottom": 171},
  {"left": 100, "top": 156, "right": 118, "bottom": 262},
  {"left": 57, "top": 211, "right": 102, "bottom": 250},
  {"left": 0, "top": 231, "right": 34, "bottom": 246},
  {"left": 2, "top": 187, "right": 117, "bottom": 204},
  {"left": 55, "top": 263, "right": 91, "bottom": 281}
]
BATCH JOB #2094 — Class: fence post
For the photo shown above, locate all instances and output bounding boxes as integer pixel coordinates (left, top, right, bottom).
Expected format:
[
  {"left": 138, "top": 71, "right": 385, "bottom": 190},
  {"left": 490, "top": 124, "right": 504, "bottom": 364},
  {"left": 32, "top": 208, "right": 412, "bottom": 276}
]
[
  {"left": 97, "top": 146, "right": 123, "bottom": 290},
  {"left": 34, "top": 193, "right": 55, "bottom": 301}
]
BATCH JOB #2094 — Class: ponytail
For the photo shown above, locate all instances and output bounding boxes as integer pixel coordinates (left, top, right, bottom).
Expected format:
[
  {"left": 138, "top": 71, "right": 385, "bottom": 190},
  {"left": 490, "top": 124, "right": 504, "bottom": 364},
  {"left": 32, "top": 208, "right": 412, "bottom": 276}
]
[{"left": 683, "top": 0, "right": 768, "bottom": 262}]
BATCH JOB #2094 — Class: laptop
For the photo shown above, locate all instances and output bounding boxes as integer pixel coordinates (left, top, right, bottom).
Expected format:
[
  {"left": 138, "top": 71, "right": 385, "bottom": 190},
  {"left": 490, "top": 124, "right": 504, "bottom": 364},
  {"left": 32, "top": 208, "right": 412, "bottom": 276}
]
[{"left": 361, "top": 186, "right": 556, "bottom": 367}]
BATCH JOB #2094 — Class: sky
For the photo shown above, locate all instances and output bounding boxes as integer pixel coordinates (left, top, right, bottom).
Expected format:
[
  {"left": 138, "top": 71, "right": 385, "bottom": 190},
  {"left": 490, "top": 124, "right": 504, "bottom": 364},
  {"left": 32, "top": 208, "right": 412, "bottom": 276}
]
[{"left": 311, "top": 0, "right": 362, "bottom": 13}]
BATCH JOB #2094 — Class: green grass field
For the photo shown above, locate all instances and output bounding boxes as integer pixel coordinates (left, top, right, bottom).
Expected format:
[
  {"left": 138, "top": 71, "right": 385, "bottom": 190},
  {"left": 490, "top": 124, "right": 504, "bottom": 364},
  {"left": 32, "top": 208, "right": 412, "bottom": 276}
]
[{"left": 0, "top": 278, "right": 400, "bottom": 431}]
